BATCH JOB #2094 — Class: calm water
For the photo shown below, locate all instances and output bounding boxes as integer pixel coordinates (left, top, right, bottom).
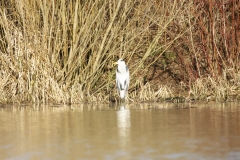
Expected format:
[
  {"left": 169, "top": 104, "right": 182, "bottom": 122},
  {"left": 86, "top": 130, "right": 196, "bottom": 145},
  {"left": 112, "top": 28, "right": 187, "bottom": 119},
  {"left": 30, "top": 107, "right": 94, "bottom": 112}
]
[{"left": 0, "top": 102, "right": 240, "bottom": 160}]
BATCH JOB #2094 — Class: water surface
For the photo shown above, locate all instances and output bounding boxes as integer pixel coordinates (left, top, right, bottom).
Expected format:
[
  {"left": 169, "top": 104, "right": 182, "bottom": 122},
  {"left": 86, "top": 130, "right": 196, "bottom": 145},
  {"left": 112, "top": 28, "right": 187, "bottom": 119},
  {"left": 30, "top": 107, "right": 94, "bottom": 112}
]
[{"left": 0, "top": 102, "right": 239, "bottom": 159}]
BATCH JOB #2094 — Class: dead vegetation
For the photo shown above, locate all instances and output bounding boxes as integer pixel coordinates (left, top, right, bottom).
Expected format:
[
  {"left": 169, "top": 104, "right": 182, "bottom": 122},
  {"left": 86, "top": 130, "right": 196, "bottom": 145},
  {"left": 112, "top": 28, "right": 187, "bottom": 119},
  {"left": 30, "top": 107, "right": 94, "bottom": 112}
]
[{"left": 0, "top": 0, "right": 239, "bottom": 104}]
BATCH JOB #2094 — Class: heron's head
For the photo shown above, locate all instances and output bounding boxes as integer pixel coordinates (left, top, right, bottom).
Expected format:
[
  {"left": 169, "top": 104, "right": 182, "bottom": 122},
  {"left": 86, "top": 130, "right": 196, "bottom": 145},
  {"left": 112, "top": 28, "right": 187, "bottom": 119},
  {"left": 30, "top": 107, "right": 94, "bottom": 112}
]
[{"left": 114, "top": 59, "right": 125, "bottom": 66}]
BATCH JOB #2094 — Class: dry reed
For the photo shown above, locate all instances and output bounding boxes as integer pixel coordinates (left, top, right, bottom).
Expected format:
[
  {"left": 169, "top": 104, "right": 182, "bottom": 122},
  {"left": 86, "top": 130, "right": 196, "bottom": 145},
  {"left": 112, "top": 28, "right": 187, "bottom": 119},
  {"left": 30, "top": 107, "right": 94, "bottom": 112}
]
[{"left": 0, "top": 0, "right": 239, "bottom": 104}]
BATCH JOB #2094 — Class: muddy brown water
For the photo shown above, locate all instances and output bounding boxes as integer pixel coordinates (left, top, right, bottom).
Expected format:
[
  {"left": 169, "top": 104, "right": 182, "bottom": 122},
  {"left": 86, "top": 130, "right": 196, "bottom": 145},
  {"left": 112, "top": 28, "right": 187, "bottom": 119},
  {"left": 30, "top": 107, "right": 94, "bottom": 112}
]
[{"left": 0, "top": 102, "right": 239, "bottom": 160}]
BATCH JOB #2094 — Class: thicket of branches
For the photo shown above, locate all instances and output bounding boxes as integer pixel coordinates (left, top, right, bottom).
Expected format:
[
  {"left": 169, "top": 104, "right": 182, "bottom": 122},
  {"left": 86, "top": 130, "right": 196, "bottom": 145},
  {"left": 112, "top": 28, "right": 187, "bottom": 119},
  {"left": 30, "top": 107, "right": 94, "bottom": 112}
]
[{"left": 0, "top": 0, "right": 239, "bottom": 103}]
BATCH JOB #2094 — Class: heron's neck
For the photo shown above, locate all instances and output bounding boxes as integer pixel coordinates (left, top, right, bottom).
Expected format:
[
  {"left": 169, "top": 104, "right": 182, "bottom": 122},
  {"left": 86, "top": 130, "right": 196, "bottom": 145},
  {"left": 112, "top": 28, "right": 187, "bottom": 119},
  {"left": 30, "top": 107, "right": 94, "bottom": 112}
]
[{"left": 117, "top": 65, "right": 126, "bottom": 73}]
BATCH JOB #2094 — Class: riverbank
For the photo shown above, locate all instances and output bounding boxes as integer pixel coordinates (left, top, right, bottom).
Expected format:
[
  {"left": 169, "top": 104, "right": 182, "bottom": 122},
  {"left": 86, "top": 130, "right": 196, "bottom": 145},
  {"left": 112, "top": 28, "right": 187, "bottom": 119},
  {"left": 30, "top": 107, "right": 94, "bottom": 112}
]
[{"left": 0, "top": 0, "right": 239, "bottom": 103}]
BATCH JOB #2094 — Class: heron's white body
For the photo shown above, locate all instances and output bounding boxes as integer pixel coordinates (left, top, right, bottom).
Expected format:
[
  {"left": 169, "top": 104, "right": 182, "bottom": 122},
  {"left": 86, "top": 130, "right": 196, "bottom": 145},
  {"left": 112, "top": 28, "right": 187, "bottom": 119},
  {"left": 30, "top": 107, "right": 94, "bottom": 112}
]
[{"left": 116, "top": 59, "right": 130, "bottom": 99}]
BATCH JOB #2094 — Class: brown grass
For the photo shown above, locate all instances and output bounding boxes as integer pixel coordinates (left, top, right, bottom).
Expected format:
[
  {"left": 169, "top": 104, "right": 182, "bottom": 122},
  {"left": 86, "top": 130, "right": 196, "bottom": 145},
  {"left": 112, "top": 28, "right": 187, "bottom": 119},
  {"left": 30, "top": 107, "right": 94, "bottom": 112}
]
[{"left": 0, "top": 0, "right": 239, "bottom": 104}]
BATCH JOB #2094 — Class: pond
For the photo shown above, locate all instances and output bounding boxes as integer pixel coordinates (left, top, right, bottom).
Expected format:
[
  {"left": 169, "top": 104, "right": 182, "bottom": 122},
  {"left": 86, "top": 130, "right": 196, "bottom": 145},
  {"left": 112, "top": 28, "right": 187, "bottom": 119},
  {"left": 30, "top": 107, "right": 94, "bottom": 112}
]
[{"left": 0, "top": 102, "right": 240, "bottom": 159}]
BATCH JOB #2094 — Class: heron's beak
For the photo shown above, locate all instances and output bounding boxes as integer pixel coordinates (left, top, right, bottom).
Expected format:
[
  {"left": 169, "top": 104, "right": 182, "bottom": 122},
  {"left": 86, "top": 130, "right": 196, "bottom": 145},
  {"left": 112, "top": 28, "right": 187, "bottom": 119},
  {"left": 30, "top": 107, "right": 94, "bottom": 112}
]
[{"left": 113, "top": 62, "right": 118, "bottom": 65}]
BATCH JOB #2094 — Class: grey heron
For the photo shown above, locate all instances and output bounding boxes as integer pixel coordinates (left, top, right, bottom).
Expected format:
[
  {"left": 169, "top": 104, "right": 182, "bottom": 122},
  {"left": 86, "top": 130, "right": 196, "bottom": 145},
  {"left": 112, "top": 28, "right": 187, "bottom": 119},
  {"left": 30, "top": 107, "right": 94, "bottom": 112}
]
[{"left": 114, "top": 59, "right": 130, "bottom": 100}]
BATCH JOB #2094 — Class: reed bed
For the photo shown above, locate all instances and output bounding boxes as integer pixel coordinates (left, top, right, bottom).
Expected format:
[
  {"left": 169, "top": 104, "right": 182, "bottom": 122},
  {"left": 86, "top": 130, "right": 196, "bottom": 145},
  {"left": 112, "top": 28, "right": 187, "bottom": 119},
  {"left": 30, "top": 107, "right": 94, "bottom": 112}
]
[{"left": 0, "top": 0, "right": 239, "bottom": 104}]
